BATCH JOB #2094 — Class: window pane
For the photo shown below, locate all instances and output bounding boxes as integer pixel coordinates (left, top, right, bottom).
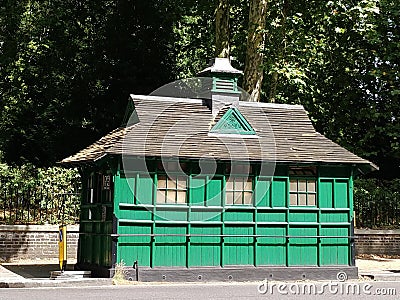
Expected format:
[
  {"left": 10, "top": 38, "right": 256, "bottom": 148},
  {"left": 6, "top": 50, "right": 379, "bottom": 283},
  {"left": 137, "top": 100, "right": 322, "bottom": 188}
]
[
  {"left": 298, "top": 180, "right": 307, "bottom": 192},
  {"left": 234, "top": 193, "right": 242, "bottom": 205},
  {"left": 244, "top": 179, "right": 252, "bottom": 190},
  {"left": 166, "top": 191, "right": 176, "bottom": 203},
  {"left": 308, "top": 194, "right": 316, "bottom": 206},
  {"left": 234, "top": 179, "right": 243, "bottom": 191},
  {"left": 226, "top": 192, "right": 234, "bottom": 205},
  {"left": 167, "top": 176, "right": 177, "bottom": 189},
  {"left": 307, "top": 180, "right": 316, "bottom": 192},
  {"left": 177, "top": 176, "right": 187, "bottom": 190},
  {"left": 226, "top": 180, "right": 234, "bottom": 191},
  {"left": 290, "top": 180, "right": 297, "bottom": 192},
  {"left": 156, "top": 191, "right": 166, "bottom": 203},
  {"left": 158, "top": 176, "right": 167, "bottom": 188},
  {"left": 290, "top": 193, "right": 298, "bottom": 206},
  {"left": 298, "top": 194, "right": 307, "bottom": 205},
  {"left": 244, "top": 192, "right": 252, "bottom": 204},
  {"left": 177, "top": 191, "right": 186, "bottom": 203}
]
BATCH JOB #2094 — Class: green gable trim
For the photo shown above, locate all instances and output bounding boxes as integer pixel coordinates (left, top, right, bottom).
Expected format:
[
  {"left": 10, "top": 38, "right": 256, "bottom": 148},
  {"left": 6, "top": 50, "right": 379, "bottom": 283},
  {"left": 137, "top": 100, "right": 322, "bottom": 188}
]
[{"left": 210, "top": 108, "right": 256, "bottom": 135}]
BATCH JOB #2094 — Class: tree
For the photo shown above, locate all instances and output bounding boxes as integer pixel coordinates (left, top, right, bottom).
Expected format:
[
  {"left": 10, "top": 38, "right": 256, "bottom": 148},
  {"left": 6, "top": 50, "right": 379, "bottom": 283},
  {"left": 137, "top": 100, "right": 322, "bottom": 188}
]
[
  {"left": 243, "top": 0, "right": 268, "bottom": 102},
  {"left": 0, "top": 0, "right": 177, "bottom": 166},
  {"left": 215, "top": 0, "right": 230, "bottom": 58}
]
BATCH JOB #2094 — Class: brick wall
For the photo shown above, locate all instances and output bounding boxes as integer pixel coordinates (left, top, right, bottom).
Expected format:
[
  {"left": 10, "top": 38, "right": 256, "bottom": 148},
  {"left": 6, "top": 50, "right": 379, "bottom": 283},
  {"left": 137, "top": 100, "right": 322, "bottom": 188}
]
[
  {"left": 0, "top": 225, "right": 79, "bottom": 263},
  {"left": 1, "top": 226, "right": 399, "bottom": 262},
  {"left": 355, "top": 229, "right": 400, "bottom": 256}
]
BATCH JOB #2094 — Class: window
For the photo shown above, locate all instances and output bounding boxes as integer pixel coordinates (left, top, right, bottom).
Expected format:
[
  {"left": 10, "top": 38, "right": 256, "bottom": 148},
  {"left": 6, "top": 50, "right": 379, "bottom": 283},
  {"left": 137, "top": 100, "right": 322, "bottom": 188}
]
[
  {"left": 226, "top": 177, "right": 253, "bottom": 205},
  {"left": 156, "top": 175, "right": 187, "bottom": 204},
  {"left": 156, "top": 160, "right": 188, "bottom": 204},
  {"left": 289, "top": 179, "right": 317, "bottom": 206},
  {"left": 225, "top": 163, "right": 253, "bottom": 205}
]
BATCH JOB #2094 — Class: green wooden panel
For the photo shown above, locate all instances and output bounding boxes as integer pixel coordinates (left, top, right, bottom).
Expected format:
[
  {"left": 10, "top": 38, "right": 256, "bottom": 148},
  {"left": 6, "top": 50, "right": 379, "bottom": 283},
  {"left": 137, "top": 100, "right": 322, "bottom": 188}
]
[
  {"left": 289, "top": 212, "right": 318, "bottom": 222},
  {"left": 289, "top": 245, "right": 318, "bottom": 266},
  {"left": 190, "top": 210, "right": 222, "bottom": 222},
  {"left": 289, "top": 226, "right": 318, "bottom": 244},
  {"left": 334, "top": 180, "right": 349, "bottom": 208},
  {"left": 257, "top": 211, "right": 286, "bottom": 223},
  {"left": 154, "top": 209, "right": 188, "bottom": 222},
  {"left": 256, "top": 225, "right": 286, "bottom": 266},
  {"left": 119, "top": 208, "right": 153, "bottom": 221},
  {"left": 319, "top": 226, "right": 350, "bottom": 266},
  {"left": 79, "top": 222, "right": 92, "bottom": 264},
  {"left": 257, "top": 226, "right": 286, "bottom": 244},
  {"left": 256, "top": 245, "right": 286, "bottom": 266},
  {"left": 254, "top": 177, "right": 271, "bottom": 207},
  {"left": 101, "top": 222, "right": 113, "bottom": 266},
  {"left": 190, "top": 177, "right": 206, "bottom": 205},
  {"left": 189, "top": 226, "right": 221, "bottom": 266},
  {"left": 320, "top": 227, "right": 349, "bottom": 244},
  {"left": 93, "top": 222, "right": 102, "bottom": 264},
  {"left": 224, "top": 244, "right": 254, "bottom": 265},
  {"left": 118, "top": 175, "right": 135, "bottom": 204},
  {"left": 224, "top": 226, "right": 254, "bottom": 244},
  {"left": 224, "top": 226, "right": 254, "bottom": 265},
  {"left": 271, "top": 179, "right": 287, "bottom": 207},
  {"left": 224, "top": 210, "right": 253, "bottom": 222},
  {"left": 154, "top": 226, "right": 186, "bottom": 267},
  {"left": 99, "top": 222, "right": 111, "bottom": 267},
  {"left": 136, "top": 175, "right": 154, "bottom": 205},
  {"left": 117, "top": 225, "right": 152, "bottom": 266},
  {"left": 319, "top": 180, "right": 333, "bottom": 208},
  {"left": 190, "top": 245, "right": 221, "bottom": 266},
  {"left": 207, "top": 177, "right": 223, "bottom": 206},
  {"left": 320, "top": 245, "right": 349, "bottom": 265},
  {"left": 320, "top": 211, "right": 349, "bottom": 223}
]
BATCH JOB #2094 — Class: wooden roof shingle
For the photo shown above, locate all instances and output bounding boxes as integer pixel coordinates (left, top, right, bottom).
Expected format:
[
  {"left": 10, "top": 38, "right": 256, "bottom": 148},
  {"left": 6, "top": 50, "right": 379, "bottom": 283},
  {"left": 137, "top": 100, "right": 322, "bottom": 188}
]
[{"left": 61, "top": 94, "right": 377, "bottom": 171}]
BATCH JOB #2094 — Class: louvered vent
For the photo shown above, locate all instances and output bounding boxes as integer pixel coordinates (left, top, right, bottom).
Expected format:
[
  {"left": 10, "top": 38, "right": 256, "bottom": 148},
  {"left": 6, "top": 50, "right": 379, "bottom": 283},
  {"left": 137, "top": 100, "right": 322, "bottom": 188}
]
[{"left": 215, "top": 78, "right": 235, "bottom": 92}]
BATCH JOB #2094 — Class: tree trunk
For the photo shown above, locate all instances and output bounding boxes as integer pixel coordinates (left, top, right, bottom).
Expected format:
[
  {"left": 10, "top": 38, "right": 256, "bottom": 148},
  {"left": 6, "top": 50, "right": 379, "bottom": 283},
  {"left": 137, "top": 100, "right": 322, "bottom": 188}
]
[
  {"left": 243, "top": 0, "right": 268, "bottom": 102},
  {"left": 215, "top": 0, "right": 230, "bottom": 58},
  {"left": 269, "top": 0, "right": 289, "bottom": 103}
]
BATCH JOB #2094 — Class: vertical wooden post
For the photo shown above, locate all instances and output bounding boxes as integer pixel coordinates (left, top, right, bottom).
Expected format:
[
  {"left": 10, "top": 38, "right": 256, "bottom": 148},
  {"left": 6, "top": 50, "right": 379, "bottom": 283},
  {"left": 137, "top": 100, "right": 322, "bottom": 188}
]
[{"left": 58, "top": 225, "right": 67, "bottom": 272}]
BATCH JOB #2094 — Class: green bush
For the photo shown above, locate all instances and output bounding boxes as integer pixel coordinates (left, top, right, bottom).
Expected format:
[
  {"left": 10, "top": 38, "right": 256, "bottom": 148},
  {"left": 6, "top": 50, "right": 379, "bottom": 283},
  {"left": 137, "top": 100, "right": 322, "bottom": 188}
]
[
  {"left": 354, "top": 178, "right": 400, "bottom": 229},
  {"left": 0, "top": 163, "right": 81, "bottom": 224}
]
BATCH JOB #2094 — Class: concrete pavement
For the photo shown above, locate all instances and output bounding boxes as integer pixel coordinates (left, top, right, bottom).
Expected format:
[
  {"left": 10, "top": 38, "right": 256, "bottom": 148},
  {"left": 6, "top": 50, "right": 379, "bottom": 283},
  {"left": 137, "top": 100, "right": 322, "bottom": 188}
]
[
  {"left": 0, "top": 263, "right": 112, "bottom": 288},
  {"left": 1, "top": 260, "right": 400, "bottom": 288}
]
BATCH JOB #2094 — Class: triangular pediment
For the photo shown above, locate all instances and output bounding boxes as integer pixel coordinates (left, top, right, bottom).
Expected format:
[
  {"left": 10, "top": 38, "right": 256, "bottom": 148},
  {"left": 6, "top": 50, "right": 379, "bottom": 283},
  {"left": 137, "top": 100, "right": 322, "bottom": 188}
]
[{"left": 210, "top": 107, "right": 256, "bottom": 135}]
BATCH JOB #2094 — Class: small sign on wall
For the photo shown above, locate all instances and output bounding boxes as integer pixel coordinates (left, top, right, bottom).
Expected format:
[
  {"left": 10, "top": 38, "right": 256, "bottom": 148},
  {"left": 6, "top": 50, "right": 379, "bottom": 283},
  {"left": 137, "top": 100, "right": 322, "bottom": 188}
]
[{"left": 103, "top": 175, "right": 111, "bottom": 190}]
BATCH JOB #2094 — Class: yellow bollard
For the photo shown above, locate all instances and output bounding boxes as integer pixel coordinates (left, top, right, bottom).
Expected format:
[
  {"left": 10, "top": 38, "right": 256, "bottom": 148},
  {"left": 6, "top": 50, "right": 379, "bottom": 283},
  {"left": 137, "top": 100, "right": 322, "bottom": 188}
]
[{"left": 58, "top": 225, "right": 67, "bottom": 272}]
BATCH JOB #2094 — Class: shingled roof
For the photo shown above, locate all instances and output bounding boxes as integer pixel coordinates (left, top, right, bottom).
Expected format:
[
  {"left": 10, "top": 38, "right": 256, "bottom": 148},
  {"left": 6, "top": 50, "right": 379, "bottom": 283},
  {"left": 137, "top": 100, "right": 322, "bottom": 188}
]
[{"left": 61, "top": 94, "right": 377, "bottom": 172}]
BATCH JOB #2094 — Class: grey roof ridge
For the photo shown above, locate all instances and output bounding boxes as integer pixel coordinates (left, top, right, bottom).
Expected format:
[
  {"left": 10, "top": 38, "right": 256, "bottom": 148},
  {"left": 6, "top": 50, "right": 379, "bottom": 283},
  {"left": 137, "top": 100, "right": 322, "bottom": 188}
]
[
  {"left": 130, "top": 94, "right": 305, "bottom": 110},
  {"left": 130, "top": 94, "right": 203, "bottom": 104}
]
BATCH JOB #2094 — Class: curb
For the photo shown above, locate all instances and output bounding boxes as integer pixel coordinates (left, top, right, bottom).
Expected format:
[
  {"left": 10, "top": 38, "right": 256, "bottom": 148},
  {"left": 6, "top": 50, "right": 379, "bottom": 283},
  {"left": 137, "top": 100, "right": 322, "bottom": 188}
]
[
  {"left": 0, "top": 278, "right": 113, "bottom": 288},
  {"left": 360, "top": 273, "right": 400, "bottom": 282}
]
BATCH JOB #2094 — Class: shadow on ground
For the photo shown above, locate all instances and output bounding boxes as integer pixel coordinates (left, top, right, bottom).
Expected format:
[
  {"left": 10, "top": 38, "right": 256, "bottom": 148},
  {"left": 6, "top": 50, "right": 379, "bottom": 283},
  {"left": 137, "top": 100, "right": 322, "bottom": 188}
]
[{"left": 2, "top": 264, "right": 75, "bottom": 279}]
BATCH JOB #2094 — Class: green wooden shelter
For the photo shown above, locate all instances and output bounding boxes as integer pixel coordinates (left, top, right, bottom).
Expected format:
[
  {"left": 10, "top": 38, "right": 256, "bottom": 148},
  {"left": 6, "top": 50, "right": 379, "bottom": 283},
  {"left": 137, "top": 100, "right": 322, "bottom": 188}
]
[{"left": 61, "top": 58, "right": 376, "bottom": 281}]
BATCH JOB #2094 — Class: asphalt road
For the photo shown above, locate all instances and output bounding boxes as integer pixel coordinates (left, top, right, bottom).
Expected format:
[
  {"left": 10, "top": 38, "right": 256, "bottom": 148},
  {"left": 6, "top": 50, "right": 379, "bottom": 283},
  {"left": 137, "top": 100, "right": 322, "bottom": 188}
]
[{"left": 0, "top": 281, "right": 399, "bottom": 300}]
